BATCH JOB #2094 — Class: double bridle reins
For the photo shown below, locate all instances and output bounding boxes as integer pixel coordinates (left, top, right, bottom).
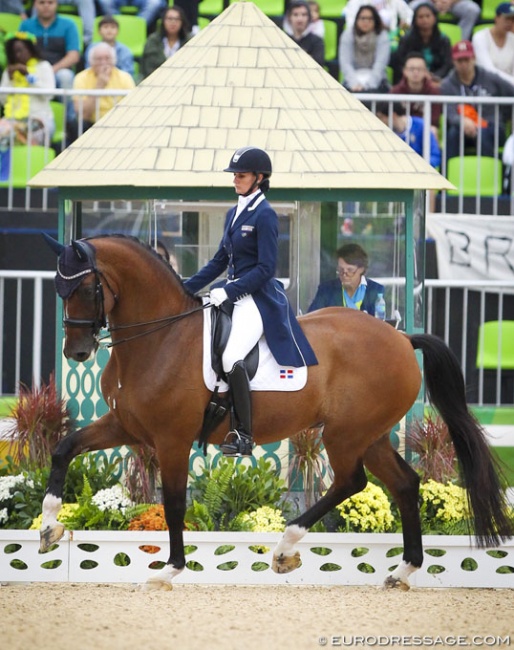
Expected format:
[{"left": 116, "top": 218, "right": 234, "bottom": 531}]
[{"left": 63, "top": 268, "right": 210, "bottom": 349}]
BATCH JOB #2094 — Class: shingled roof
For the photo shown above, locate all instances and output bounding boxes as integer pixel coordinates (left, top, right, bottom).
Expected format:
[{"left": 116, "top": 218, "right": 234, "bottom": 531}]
[{"left": 29, "top": 1, "right": 451, "bottom": 190}]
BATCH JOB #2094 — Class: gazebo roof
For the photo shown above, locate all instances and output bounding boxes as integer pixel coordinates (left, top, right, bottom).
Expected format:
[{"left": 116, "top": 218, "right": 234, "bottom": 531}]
[{"left": 29, "top": 1, "right": 451, "bottom": 191}]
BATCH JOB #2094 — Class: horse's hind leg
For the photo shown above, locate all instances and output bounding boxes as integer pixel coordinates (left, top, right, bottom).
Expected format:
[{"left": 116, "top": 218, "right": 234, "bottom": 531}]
[
  {"left": 40, "top": 412, "right": 135, "bottom": 553},
  {"left": 272, "top": 461, "right": 368, "bottom": 574},
  {"left": 363, "top": 435, "right": 422, "bottom": 591}
]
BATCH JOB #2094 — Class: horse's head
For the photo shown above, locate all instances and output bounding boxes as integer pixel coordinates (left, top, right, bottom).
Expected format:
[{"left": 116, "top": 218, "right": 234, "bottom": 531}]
[{"left": 44, "top": 235, "right": 116, "bottom": 362}]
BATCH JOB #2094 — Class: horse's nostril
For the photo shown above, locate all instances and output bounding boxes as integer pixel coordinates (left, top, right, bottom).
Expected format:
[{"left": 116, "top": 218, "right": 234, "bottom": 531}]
[{"left": 74, "top": 352, "right": 90, "bottom": 362}]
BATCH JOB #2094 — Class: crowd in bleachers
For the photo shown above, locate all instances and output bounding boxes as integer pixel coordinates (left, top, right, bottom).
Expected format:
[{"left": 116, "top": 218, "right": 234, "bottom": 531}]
[{"left": 0, "top": 0, "right": 513, "bottom": 194}]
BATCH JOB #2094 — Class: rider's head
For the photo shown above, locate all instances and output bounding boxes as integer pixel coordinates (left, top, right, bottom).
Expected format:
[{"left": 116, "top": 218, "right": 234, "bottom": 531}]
[{"left": 224, "top": 147, "right": 272, "bottom": 196}]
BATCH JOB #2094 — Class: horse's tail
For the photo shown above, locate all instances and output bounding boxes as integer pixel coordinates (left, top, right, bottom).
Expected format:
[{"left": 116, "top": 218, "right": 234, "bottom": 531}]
[{"left": 410, "top": 333, "right": 513, "bottom": 547}]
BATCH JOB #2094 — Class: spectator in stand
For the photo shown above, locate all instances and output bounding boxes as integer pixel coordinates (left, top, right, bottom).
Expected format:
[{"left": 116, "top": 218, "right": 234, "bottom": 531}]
[
  {"left": 338, "top": 4, "right": 391, "bottom": 93},
  {"left": 376, "top": 101, "right": 441, "bottom": 168},
  {"left": 472, "top": 3, "right": 514, "bottom": 85},
  {"left": 390, "top": 51, "right": 442, "bottom": 137},
  {"left": 285, "top": 0, "right": 325, "bottom": 66},
  {"left": 56, "top": 0, "right": 96, "bottom": 47},
  {"left": 84, "top": 15, "right": 134, "bottom": 78},
  {"left": 0, "top": 31, "right": 55, "bottom": 146},
  {"left": 409, "top": 0, "right": 480, "bottom": 42},
  {"left": 440, "top": 40, "right": 514, "bottom": 159},
  {"left": 376, "top": 100, "right": 441, "bottom": 210},
  {"left": 391, "top": 3, "right": 453, "bottom": 84},
  {"left": 70, "top": 42, "right": 134, "bottom": 138},
  {"left": 0, "top": 0, "right": 27, "bottom": 18},
  {"left": 173, "top": 0, "right": 200, "bottom": 34},
  {"left": 283, "top": 1, "right": 325, "bottom": 39},
  {"left": 20, "top": 0, "right": 80, "bottom": 92},
  {"left": 140, "top": 5, "right": 191, "bottom": 79},
  {"left": 98, "top": 0, "right": 165, "bottom": 29},
  {"left": 342, "top": 0, "right": 413, "bottom": 40}
]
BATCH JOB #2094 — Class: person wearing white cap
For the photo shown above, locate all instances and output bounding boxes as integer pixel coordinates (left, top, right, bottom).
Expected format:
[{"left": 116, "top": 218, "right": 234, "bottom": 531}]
[{"left": 472, "top": 2, "right": 514, "bottom": 85}]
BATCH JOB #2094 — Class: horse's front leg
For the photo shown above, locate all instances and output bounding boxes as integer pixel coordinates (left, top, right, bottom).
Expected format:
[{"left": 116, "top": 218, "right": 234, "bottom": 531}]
[
  {"left": 39, "top": 412, "right": 135, "bottom": 553},
  {"left": 143, "top": 449, "right": 190, "bottom": 591}
]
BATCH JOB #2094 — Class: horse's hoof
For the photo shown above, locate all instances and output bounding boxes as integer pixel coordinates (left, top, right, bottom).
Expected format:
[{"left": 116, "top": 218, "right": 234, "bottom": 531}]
[
  {"left": 39, "top": 524, "right": 65, "bottom": 553},
  {"left": 383, "top": 575, "right": 410, "bottom": 591},
  {"left": 272, "top": 551, "right": 301, "bottom": 574},
  {"left": 143, "top": 579, "right": 173, "bottom": 592}
]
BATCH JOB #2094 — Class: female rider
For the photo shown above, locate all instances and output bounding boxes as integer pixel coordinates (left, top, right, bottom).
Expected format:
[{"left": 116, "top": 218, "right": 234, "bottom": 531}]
[{"left": 184, "top": 147, "right": 318, "bottom": 457}]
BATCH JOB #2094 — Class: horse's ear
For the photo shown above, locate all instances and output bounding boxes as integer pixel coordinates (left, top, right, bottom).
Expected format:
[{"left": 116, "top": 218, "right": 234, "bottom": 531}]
[
  {"left": 42, "top": 232, "right": 65, "bottom": 255},
  {"left": 71, "top": 239, "right": 91, "bottom": 262}
]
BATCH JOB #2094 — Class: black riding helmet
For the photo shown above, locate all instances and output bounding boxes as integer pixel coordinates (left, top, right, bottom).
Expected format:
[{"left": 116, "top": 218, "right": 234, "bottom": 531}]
[{"left": 224, "top": 147, "right": 272, "bottom": 195}]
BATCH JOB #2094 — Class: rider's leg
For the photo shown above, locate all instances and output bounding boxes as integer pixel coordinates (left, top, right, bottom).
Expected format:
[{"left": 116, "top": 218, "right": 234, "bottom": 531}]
[{"left": 220, "top": 296, "right": 263, "bottom": 457}]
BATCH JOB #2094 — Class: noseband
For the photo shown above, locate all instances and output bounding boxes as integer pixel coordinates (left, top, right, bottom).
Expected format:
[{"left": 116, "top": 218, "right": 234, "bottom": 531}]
[{"left": 60, "top": 242, "right": 115, "bottom": 336}]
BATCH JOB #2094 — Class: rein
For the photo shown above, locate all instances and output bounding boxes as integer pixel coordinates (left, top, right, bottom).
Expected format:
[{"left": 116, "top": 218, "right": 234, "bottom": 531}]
[{"left": 103, "top": 304, "right": 211, "bottom": 348}]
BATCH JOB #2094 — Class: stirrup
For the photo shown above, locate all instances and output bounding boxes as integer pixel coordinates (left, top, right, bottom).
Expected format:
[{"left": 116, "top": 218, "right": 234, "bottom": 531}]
[{"left": 220, "top": 429, "right": 253, "bottom": 457}]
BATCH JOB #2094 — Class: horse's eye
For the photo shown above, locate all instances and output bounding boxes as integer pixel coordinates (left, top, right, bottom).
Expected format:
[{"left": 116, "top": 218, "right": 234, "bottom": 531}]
[{"left": 79, "top": 284, "right": 96, "bottom": 301}]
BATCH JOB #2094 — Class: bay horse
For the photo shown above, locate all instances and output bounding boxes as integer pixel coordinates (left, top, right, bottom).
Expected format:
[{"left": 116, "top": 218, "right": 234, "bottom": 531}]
[{"left": 40, "top": 234, "right": 513, "bottom": 591}]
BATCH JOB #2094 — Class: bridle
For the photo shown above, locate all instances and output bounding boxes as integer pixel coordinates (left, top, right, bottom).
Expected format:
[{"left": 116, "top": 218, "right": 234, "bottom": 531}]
[{"left": 63, "top": 258, "right": 209, "bottom": 349}]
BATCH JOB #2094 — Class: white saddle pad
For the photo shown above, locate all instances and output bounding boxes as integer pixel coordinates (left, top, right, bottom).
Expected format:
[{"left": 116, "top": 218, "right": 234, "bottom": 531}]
[{"left": 202, "top": 300, "right": 307, "bottom": 392}]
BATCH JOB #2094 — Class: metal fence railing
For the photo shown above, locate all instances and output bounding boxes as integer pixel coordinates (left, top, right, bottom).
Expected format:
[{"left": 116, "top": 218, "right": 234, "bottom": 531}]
[{"left": 1, "top": 270, "right": 513, "bottom": 405}]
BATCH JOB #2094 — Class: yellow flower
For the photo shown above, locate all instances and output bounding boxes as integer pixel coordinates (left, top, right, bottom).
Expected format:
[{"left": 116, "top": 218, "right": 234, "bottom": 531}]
[
  {"left": 30, "top": 503, "right": 79, "bottom": 530},
  {"left": 336, "top": 483, "right": 394, "bottom": 532}
]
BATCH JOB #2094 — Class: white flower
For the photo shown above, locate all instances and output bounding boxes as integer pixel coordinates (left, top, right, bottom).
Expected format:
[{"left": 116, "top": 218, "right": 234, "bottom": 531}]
[
  {"left": 92, "top": 485, "right": 133, "bottom": 513},
  {"left": 0, "top": 474, "right": 33, "bottom": 503},
  {"left": 0, "top": 507, "right": 8, "bottom": 524}
]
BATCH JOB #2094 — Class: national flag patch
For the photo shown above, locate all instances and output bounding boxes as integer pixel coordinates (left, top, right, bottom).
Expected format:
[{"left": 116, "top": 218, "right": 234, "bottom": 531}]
[{"left": 280, "top": 369, "right": 294, "bottom": 379}]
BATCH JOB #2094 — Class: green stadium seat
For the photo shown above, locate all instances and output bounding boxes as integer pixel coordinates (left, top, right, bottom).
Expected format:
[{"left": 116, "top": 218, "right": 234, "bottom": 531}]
[
  {"left": 481, "top": 0, "right": 499, "bottom": 21},
  {"left": 0, "top": 146, "right": 56, "bottom": 188},
  {"left": 447, "top": 156, "right": 503, "bottom": 197},
  {"left": 0, "top": 12, "right": 22, "bottom": 33},
  {"left": 318, "top": 0, "right": 347, "bottom": 18},
  {"left": 438, "top": 22, "right": 462, "bottom": 45},
  {"left": 477, "top": 321, "right": 514, "bottom": 370},
  {"left": 198, "top": 0, "right": 225, "bottom": 16},
  {"left": 322, "top": 18, "right": 338, "bottom": 61},
  {"left": 229, "top": 0, "right": 285, "bottom": 15}
]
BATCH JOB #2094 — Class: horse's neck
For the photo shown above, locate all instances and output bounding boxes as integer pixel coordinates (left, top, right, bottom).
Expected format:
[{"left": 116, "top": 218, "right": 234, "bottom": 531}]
[{"left": 105, "top": 251, "right": 195, "bottom": 324}]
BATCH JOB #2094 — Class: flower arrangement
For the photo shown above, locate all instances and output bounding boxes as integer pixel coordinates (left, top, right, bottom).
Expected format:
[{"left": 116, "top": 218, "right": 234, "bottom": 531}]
[
  {"left": 128, "top": 505, "right": 168, "bottom": 531},
  {"left": 419, "top": 479, "right": 471, "bottom": 535},
  {"left": 0, "top": 473, "right": 33, "bottom": 526},
  {"left": 230, "top": 506, "right": 286, "bottom": 533},
  {"left": 335, "top": 482, "right": 395, "bottom": 533}
]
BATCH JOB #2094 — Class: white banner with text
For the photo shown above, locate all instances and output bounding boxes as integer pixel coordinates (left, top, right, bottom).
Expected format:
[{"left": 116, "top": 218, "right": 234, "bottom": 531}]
[{"left": 427, "top": 214, "right": 514, "bottom": 281}]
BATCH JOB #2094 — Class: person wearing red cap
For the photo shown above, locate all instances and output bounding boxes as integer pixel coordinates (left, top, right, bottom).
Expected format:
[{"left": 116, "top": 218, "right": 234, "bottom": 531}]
[
  {"left": 440, "top": 39, "right": 514, "bottom": 159},
  {"left": 472, "top": 2, "right": 514, "bottom": 85}
]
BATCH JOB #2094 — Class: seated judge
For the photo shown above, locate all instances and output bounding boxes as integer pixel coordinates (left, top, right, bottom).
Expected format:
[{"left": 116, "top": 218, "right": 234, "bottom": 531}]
[{"left": 308, "top": 243, "right": 385, "bottom": 316}]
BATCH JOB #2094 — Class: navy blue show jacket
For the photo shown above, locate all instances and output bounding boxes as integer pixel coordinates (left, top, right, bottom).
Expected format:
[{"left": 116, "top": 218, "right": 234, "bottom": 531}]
[{"left": 184, "top": 192, "right": 318, "bottom": 368}]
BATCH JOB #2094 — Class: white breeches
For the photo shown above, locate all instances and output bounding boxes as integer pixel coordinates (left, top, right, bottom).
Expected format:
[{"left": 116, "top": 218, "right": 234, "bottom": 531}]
[{"left": 222, "top": 295, "right": 263, "bottom": 373}]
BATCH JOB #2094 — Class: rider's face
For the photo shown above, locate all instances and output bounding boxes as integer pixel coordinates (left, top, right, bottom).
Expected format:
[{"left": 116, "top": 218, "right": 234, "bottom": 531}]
[{"left": 233, "top": 172, "right": 261, "bottom": 195}]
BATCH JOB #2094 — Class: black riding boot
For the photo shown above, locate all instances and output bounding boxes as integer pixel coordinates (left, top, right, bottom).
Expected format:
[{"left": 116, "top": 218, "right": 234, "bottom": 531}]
[{"left": 220, "top": 360, "right": 253, "bottom": 457}]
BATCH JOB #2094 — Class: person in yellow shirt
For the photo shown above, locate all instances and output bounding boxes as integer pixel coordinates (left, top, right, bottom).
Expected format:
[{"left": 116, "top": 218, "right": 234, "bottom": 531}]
[{"left": 69, "top": 42, "right": 134, "bottom": 140}]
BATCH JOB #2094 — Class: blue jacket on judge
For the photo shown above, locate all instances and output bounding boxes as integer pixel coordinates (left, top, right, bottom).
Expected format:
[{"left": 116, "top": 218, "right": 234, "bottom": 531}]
[
  {"left": 308, "top": 277, "right": 385, "bottom": 316},
  {"left": 184, "top": 192, "right": 318, "bottom": 368}
]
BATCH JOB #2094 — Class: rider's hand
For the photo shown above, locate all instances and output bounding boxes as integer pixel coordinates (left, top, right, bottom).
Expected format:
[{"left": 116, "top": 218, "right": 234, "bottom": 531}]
[{"left": 210, "top": 288, "right": 229, "bottom": 307}]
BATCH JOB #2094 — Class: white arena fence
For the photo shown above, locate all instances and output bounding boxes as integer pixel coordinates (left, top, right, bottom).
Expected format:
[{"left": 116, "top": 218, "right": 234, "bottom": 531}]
[
  {"left": 0, "top": 89, "right": 513, "bottom": 215},
  {"left": 1, "top": 271, "right": 513, "bottom": 405},
  {"left": 1, "top": 530, "right": 513, "bottom": 588}
]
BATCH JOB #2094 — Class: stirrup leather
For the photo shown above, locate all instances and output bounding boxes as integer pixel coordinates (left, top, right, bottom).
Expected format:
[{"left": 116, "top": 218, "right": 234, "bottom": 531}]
[{"left": 220, "top": 429, "right": 253, "bottom": 457}]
